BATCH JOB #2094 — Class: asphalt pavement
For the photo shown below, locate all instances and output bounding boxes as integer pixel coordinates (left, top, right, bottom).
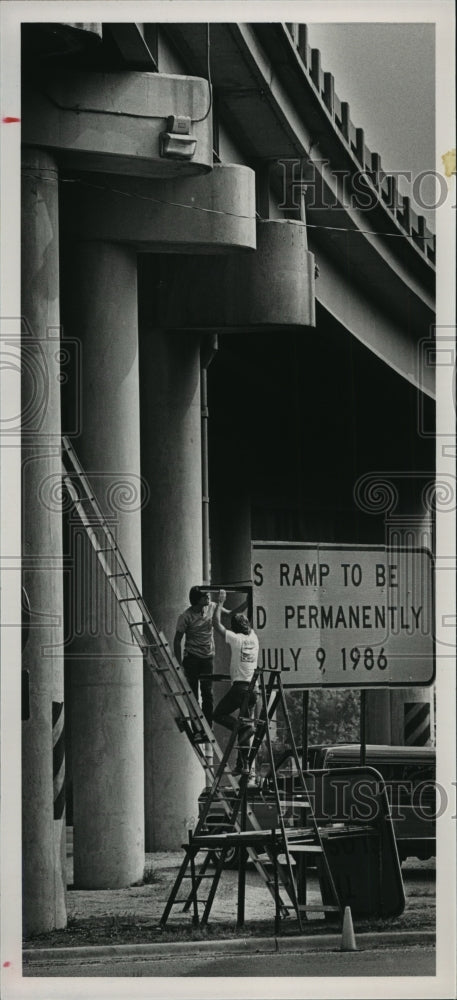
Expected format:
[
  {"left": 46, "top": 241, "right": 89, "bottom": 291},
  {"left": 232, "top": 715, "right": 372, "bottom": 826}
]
[{"left": 24, "top": 941, "right": 435, "bottom": 979}]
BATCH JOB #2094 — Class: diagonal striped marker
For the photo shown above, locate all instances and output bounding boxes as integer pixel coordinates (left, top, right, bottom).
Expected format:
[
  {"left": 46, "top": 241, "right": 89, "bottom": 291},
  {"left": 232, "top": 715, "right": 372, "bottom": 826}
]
[
  {"left": 404, "top": 702, "right": 431, "bottom": 746},
  {"left": 52, "top": 701, "right": 65, "bottom": 820}
]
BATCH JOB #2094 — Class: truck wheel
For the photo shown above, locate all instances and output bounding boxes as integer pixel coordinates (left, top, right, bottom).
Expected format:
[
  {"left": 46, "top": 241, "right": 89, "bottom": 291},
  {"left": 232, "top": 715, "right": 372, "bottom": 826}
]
[{"left": 208, "top": 829, "right": 239, "bottom": 869}]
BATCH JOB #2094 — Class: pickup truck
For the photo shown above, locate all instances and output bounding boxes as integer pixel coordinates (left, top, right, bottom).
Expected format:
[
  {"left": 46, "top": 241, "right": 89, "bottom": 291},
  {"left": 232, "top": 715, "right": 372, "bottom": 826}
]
[{"left": 198, "top": 743, "right": 436, "bottom": 865}]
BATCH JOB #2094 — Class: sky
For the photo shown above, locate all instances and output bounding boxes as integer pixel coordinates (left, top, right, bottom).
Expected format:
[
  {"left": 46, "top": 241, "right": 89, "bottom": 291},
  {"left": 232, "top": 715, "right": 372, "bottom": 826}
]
[{"left": 306, "top": 23, "right": 436, "bottom": 227}]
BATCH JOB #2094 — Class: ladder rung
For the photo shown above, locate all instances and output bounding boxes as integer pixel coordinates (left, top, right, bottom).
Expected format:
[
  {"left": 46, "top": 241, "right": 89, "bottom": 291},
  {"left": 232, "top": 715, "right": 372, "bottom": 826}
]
[
  {"left": 280, "top": 801, "right": 310, "bottom": 808},
  {"left": 287, "top": 845, "right": 322, "bottom": 853},
  {"left": 141, "top": 648, "right": 171, "bottom": 656},
  {"left": 118, "top": 597, "right": 139, "bottom": 603},
  {"left": 96, "top": 546, "right": 118, "bottom": 553}
]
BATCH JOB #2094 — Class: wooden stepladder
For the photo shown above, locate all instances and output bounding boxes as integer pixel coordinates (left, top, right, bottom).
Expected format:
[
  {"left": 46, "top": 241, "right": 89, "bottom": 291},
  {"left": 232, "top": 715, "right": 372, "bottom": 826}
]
[{"left": 61, "top": 436, "right": 342, "bottom": 931}]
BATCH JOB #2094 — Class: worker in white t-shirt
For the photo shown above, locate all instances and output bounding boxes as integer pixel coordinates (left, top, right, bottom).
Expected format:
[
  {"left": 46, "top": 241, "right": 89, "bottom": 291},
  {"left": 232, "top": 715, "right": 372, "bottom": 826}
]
[{"left": 213, "top": 598, "right": 260, "bottom": 776}]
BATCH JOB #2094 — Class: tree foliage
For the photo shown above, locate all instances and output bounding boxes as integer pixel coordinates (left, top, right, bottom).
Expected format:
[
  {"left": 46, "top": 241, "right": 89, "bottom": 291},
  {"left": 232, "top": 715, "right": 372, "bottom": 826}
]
[{"left": 279, "top": 687, "right": 361, "bottom": 751}]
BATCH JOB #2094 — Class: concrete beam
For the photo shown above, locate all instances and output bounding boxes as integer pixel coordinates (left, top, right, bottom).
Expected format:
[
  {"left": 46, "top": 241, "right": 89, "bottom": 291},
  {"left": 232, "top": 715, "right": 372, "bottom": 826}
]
[
  {"left": 311, "top": 236, "right": 435, "bottom": 398},
  {"left": 158, "top": 220, "right": 315, "bottom": 330},
  {"left": 22, "top": 71, "right": 213, "bottom": 178},
  {"left": 61, "top": 164, "right": 256, "bottom": 252},
  {"left": 108, "top": 24, "right": 158, "bottom": 69}
]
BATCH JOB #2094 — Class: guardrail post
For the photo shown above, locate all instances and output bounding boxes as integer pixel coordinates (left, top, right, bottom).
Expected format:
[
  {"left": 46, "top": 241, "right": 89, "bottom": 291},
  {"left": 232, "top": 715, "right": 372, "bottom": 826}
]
[
  {"left": 297, "top": 24, "right": 308, "bottom": 66},
  {"left": 355, "top": 127, "right": 365, "bottom": 167},
  {"left": 399, "top": 194, "right": 411, "bottom": 234},
  {"left": 323, "top": 72, "right": 335, "bottom": 116},
  {"left": 370, "top": 152, "right": 382, "bottom": 189},
  {"left": 340, "top": 102, "right": 350, "bottom": 141},
  {"left": 311, "top": 48, "right": 321, "bottom": 90}
]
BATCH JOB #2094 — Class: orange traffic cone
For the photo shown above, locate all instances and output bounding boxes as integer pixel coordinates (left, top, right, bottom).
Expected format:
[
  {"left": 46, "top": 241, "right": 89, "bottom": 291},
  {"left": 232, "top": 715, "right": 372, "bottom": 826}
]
[{"left": 340, "top": 905, "right": 357, "bottom": 951}]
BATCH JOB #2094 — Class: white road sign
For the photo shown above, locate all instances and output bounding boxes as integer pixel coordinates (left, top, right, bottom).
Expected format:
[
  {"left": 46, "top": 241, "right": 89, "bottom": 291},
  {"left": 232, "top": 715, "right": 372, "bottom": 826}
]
[{"left": 252, "top": 543, "right": 434, "bottom": 687}]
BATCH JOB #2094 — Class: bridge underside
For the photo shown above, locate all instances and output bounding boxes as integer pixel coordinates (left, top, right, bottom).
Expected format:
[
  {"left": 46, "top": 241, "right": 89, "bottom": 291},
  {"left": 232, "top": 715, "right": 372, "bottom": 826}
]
[
  {"left": 206, "top": 310, "right": 434, "bottom": 559},
  {"left": 15, "top": 18, "right": 437, "bottom": 935}
]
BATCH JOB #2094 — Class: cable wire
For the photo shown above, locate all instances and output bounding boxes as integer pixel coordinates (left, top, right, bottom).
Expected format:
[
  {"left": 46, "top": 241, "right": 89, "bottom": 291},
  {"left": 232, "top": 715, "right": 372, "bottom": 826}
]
[
  {"left": 39, "top": 25, "right": 212, "bottom": 126},
  {"left": 22, "top": 172, "right": 435, "bottom": 246}
]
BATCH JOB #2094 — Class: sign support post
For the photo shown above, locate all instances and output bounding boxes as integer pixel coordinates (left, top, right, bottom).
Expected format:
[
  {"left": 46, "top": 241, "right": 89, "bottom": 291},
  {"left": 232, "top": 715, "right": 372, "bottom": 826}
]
[
  {"left": 360, "top": 690, "right": 366, "bottom": 765},
  {"left": 301, "top": 690, "right": 309, "bottom": 768}
]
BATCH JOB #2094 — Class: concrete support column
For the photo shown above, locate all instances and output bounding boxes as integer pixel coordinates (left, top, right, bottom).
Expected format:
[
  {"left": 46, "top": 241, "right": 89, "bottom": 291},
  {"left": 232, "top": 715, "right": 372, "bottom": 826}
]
[
  {"left": 364, "top": 689, "right": 392, "bottom": 744},
  {"left": 62, "top": 242, "right": 144, "bottom": 887},
  {"left": 139, "top": 312, "right": 203, "bottom": 849},
  {"left": 388, "top": 512, "right": 434, "bottom": 746},
  {"left": 365, "top": 510, "right": 434, "bottom": 746},
  {"left": 21, "top": 149, "right": 66, "bottom": 932},
  {"left": 365, "top": 670, "right": 434, "bottom": 746}
]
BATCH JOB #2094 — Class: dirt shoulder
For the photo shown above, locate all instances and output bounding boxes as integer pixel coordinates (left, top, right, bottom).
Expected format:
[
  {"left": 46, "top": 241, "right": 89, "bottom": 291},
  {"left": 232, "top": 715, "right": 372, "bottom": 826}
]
[{"left": 23, "top": 854, "right": 435, "bottom": 950}]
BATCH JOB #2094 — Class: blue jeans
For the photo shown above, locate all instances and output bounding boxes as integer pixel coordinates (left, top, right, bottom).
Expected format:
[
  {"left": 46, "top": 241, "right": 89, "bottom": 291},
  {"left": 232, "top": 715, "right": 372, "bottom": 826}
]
[
  {"left": 183, "top": 654, "right": 214, "bottom": 726},
  {"left": 213, "top": 681, "right": 257, "bottom": 766}
]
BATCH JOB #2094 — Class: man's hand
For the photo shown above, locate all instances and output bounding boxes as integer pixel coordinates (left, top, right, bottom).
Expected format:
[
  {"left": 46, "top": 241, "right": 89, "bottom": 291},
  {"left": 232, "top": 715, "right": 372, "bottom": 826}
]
[{"left": 217, "top": 589, "right": 226, "bottom": 605}]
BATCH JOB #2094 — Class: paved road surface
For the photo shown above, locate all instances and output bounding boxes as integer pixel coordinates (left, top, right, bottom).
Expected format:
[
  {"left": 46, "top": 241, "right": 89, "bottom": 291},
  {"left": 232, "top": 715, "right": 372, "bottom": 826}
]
[{"left": 25, "top": 945, "right": 435, "bottom": 978}]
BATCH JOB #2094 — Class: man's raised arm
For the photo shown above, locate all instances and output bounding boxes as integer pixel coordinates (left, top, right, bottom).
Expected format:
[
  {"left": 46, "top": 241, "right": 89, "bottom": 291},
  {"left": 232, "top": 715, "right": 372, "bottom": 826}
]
[{"left": 214, "top": 591, "right": 227, "bottom": 636}]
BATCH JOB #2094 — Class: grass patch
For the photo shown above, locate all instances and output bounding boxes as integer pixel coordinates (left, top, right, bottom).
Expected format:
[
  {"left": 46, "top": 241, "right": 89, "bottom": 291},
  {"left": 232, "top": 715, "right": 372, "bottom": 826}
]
[
  {"left": 132, "top": 864, "right": 158, "bottom": 886},
  {"left": 23, "top": 907, "right": 435, "bottom": 951}
]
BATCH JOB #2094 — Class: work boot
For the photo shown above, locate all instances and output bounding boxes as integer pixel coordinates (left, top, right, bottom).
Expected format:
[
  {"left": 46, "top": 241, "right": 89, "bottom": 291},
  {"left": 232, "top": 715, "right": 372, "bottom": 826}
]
[
  {"left": 233, "top": 748, "right": 250, "bottom": 776},
  {"left": 232, "top": 763, "right": 250, "bottom": 777}
]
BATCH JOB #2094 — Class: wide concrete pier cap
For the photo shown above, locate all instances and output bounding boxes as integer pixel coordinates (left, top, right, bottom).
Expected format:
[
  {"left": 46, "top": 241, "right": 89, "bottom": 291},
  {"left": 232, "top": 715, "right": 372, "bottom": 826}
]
[{"left": 160, "top": 220, "right": 316, "bottom": 330}]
